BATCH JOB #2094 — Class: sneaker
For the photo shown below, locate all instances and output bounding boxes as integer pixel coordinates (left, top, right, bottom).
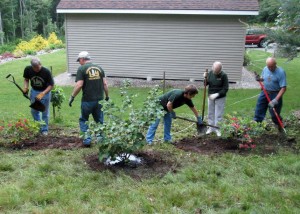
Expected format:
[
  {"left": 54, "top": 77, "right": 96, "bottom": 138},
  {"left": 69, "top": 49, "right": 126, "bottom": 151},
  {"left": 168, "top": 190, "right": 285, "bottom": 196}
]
[
  {"left": 41, "top": 131, "right": 48, "bottom": 136},
  {"left": 215, "top": 130, "right": 221, "bottom": 137},
  {"left": 206, "top": 128, "right": 213, "bottom": 135}
]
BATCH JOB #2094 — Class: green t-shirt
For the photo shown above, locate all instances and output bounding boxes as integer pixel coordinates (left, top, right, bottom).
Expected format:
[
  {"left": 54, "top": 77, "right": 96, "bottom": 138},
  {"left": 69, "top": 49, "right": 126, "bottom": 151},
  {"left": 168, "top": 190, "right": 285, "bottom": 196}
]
[
  {"left": 159, "top": 89, "right": 194, "bottom": 111},
  {"left": 75, "top": 62, "right": 105, "bottom": 102},
  {"left": 207, "top": 70, "right": 229, "bottom": 98}
]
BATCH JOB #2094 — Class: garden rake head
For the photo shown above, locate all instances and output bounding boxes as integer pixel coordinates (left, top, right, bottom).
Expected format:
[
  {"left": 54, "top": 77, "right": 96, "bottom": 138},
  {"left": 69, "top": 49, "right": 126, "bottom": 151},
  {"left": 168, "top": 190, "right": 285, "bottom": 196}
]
[{"left": 6, "top": 74, "right": 46, "bottom": 112}]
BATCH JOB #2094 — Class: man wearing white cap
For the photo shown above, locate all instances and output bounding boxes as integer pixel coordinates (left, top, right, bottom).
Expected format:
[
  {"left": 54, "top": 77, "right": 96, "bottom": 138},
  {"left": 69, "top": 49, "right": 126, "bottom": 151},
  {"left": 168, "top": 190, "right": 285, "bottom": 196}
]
[{"left": 69, "top": 51, "right": 109, "bottom": 147}]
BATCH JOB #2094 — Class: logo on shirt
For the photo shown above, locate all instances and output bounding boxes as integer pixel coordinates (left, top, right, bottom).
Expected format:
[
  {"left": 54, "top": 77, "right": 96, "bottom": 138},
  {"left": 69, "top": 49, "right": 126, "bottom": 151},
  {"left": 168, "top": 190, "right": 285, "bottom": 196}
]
[
  {"left": 86, "top": 67, "right": 101, "bottom": 80},
  {"left": 31, "top": 76, "right": 45, "bottom": 87}
]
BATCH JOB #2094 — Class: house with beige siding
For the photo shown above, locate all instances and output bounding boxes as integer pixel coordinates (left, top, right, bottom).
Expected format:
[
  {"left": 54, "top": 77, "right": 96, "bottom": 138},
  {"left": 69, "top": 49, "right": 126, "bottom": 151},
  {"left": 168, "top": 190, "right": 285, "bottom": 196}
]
[{"left": 57, "top": 0, "right": 258, "bottom": 82}]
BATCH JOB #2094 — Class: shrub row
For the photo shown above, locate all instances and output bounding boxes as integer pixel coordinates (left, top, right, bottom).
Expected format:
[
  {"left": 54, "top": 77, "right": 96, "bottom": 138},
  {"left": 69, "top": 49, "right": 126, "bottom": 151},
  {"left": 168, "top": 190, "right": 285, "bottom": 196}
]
[{"left": 13, "top": 33, "right": 65, "bottom": 57}]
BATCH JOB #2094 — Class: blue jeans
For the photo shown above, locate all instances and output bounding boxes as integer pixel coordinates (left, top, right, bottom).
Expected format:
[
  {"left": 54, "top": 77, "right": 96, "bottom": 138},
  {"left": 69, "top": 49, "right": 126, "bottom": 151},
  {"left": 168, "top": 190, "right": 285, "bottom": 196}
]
[
  {"left": 30, "top": 89, "right": 51, "bottom": 133},
  {"left": 79, "top": 101, "right": 103, "bottom": 145},
  {"left": 146, "top": 112, "right": 172, "bottom": 144},
  {"left": 254, "top": 91, "right": 283, "bottom": 125}
]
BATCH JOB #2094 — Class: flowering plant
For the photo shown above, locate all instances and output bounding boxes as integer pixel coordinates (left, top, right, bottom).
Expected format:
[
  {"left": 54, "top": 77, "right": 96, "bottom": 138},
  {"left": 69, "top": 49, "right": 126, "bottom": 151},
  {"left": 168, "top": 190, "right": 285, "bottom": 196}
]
[
  {"left": 219, "top": 113, "right": 267, "bottom": 149},
  {"left": 0, "top": 118, "right": 41, "bottom": 144}
]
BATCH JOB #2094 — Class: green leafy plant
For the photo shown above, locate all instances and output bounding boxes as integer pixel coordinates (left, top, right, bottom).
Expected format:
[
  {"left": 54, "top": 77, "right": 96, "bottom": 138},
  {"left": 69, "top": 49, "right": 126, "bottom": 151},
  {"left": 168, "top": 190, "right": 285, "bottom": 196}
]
[
  {"left": 87, "top": 80, "right": 164, "bottom": 163},
  {"left": 0, "top": 117, "right": 41, "bottom": 144},
  {"left": 219, "top": 113, "right": 267, "bottom": 149},
  {"left": 51, "top": 86, "right": 66, "bottom": 121}
]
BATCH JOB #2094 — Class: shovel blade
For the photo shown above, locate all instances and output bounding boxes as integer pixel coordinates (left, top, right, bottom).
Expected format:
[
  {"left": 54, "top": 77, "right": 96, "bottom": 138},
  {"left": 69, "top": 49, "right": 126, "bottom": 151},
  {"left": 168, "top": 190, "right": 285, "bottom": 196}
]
[
  {"left": 29, "top": 99, "right": 46, "bottom": 112},
  {"left": 197, "top": 124, "right": 206, "bottom": 134}
]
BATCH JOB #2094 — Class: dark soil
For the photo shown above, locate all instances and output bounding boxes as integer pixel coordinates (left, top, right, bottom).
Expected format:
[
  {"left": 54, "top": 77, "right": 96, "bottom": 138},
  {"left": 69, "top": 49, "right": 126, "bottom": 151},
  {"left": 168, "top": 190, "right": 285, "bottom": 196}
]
[
  {"left": 9, "top": 135, "right": 84, "bottom": 150},
  {"left": 4, "top": 130, "right": 298, "bottom": 180},
  {"left": 174, "top": 133, "right": 298, "bottom": 155},
  {"left": 85, "top": 150, "right": 179, "bottom": 180}
]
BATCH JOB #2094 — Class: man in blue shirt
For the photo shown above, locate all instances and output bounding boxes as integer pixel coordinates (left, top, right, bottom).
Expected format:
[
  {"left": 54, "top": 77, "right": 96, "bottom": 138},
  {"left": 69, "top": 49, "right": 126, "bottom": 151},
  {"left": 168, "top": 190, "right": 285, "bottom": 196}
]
[{"left": 254, "top": 57, "right": 287, "bottom": 131}]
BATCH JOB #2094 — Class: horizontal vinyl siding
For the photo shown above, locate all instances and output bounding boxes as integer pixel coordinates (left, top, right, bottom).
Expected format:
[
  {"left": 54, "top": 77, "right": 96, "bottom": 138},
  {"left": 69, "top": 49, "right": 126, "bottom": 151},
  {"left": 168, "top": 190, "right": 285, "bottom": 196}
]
[{"left": 65, "top": 14, "right": 245, "bottom": 82}]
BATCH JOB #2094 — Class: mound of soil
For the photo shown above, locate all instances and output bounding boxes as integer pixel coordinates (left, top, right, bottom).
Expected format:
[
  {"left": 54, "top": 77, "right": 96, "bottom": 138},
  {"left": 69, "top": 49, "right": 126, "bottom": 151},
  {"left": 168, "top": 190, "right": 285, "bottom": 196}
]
[
  {"left": 85, "top": 150, "right": 179, "bottom": 180},
  {"left": 9, "top": 135, "right": 84, "bottom": 150},
  {"left": 174, "top": 133, "right": 297, "bottom": 155}
]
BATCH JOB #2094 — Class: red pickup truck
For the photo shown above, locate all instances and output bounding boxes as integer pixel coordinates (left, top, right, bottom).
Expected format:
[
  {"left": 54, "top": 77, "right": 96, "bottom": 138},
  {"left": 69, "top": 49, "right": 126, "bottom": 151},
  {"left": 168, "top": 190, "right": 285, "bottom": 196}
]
[{"left": 245, "top": 28, "right": 268, "bottom": 48}]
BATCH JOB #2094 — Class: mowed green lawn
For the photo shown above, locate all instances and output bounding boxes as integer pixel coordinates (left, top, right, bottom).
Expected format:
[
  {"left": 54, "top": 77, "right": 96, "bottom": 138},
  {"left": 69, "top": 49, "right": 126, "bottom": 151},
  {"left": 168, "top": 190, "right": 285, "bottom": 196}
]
[{"left": 0, "top": 49, "right": 299, "bottom": 213}]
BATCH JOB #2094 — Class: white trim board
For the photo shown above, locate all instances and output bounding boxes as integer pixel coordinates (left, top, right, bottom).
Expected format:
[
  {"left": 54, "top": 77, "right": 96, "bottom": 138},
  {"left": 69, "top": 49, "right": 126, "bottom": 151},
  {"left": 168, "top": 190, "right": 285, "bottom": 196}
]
[{"left": 57, "top": 9, "right": 258, "bottom": 16}]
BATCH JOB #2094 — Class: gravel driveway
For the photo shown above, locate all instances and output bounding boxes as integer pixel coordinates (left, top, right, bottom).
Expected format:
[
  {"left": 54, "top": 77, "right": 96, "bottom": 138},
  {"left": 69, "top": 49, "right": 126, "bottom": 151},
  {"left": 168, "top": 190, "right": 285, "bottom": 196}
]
[{"left": 54, "top": 66, "right": 259, "bottom": 89}]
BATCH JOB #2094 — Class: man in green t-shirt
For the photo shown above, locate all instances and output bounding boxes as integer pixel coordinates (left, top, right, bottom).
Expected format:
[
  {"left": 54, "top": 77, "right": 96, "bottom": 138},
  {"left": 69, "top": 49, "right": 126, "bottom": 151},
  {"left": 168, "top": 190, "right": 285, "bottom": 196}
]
[
  {"left": 69, "top": 51, "right": 109, "bottom": 147},
  {"left": 146, "top": 85, "right": 202, "bottom": 145}
]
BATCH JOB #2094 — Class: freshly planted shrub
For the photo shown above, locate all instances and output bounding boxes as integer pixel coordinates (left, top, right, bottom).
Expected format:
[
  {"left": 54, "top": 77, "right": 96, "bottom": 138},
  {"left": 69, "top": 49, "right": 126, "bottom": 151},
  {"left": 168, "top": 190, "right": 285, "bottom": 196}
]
[
  {"left": 87, "top": 80, "right": 164, "bottom": 162},
  {"left": 219, "top": 113, "right": 267, "bottom": 149},
  {"left": 0, "top": 118, "right": 41, "bottom": 144},
  {"left": 51, "top": 86, "right": 66, "bottom": 121}
]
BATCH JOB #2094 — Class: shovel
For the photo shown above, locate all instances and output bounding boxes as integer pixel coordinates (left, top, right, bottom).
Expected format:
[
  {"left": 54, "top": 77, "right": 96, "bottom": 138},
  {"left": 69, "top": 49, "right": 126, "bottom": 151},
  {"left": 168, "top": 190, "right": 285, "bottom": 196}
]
[
  {"left": 176, "top": 115, "right": 219, "bottom": 134},
  {"left": 198, "top": 69, "right": 208, "bottom": 133},
  {"left": 6, "top": 74, "right": 46, "bottom": 112},
  {"left": 254, "top": 72, "right": 286, "bottom": 134}
]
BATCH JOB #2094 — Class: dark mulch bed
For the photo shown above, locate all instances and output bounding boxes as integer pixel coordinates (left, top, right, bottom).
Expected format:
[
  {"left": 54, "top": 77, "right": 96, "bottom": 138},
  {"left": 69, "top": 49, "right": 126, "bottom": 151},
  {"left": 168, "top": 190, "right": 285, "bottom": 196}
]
[
  {"left": 8, "top": 135, "right": 84, "bottom": 150},
  {"left": 3, "top": 130, "right": 298, "bottom": 180},
  {"left": 174, "top": 133, "right": 298, "bottom": 155}
]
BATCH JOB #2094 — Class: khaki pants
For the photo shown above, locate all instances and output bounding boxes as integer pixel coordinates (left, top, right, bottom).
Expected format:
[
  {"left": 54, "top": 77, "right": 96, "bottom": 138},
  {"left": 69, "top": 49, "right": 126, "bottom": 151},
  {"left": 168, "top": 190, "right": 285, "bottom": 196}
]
[{"left": 207, "top": 96, "right": 226, "bottom": 131}]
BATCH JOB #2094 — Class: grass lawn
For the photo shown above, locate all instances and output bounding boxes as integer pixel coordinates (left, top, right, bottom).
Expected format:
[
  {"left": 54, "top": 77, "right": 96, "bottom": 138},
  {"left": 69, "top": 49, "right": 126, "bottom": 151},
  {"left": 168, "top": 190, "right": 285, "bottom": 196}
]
[{"left": 0, "top": 49, "right": 299, "bottom": 213}]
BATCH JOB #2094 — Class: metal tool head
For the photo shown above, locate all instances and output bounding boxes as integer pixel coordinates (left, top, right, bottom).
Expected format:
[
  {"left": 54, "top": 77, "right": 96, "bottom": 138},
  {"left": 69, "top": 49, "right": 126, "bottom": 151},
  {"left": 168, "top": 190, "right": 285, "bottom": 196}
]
[{"left": 30, "top": 99, "right": 46, "bottom": 112}]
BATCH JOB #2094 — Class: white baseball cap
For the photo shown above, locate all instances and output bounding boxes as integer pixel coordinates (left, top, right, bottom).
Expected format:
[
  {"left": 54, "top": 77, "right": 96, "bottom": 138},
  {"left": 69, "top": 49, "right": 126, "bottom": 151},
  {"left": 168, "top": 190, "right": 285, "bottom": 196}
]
[{"left": 76, "top": 51, "right": 91, "bottom": 62}]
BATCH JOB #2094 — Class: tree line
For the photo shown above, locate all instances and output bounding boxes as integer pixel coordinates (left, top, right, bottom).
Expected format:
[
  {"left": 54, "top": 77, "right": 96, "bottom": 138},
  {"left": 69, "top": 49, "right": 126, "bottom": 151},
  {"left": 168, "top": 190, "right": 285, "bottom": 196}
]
[{"left": 0, "top": 0, "right": 64, "bottom": 45}]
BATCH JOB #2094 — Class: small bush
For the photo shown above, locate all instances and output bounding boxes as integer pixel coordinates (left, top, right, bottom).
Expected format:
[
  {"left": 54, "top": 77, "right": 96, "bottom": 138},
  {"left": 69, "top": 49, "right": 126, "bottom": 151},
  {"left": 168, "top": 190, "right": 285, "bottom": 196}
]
[
  {"left": 47, "top": 32, "right": 63, "bottom": 47},
  {"left": 0, "top": 117, "right": 41, "bottom": 144},
  {"left": 0, "top": 43, "right": 16, "bottom": 55},
  {"left": 243, "top": 51, "right": 251, "bottom": 66},
  {"left": 220, "top": 113, "right": 267, "bottom": 149},
  {"left": 87, "top": 80, "right": 164, "bottom": 163},
  {"left": 30, "top": 35, "right": 48, "bottom": 51},
  {"left": 51, "top": 86, "right": 66, "bottom": 120}
]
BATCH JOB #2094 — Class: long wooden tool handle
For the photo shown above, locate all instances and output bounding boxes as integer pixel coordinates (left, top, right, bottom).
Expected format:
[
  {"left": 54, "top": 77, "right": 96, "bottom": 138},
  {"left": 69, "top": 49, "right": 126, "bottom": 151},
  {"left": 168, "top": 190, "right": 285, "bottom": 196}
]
[
  {"left": 254, "top": 72, "right": 285, "bottom": 131},
  {"left": 202, "top": 69, "right": 208, "bottom": 119},
  {"left": 176, "top": 116, "right": 219, "bottom": 129}
]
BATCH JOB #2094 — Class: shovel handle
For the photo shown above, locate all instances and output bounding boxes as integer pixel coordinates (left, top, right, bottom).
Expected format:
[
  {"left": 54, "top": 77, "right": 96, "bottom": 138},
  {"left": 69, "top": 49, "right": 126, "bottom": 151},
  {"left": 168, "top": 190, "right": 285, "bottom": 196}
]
[
  {"left": 6, "top": 74, "right": 31, "bottom": 100},
  {"left": 254, "top": 72, "right": 285, "bottom": 132},
  {"left": 202, "top": 69, "right": 208, "bottom": 118},
  {"left": 176, "top": 116, "right": 219, "bottom": 129}
]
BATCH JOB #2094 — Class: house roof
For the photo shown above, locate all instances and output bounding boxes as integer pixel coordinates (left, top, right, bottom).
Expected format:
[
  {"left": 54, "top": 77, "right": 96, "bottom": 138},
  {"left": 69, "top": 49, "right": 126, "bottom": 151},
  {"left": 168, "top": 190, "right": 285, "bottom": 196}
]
[{"left": 57, "top": 0, "right": 259, "bottom": 15}]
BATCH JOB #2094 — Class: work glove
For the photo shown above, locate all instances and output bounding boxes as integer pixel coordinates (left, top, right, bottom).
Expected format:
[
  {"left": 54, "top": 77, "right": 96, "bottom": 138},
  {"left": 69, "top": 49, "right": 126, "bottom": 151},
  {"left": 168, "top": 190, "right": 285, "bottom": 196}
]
[
  {"left": 170, "top": 111, "right": 176, "bottom": 119},
  {"left": 209, "top": 93, "right": 219, "bottom": 100},
  {"left": 268, "top": 98, "right": 278, "bottom": 108},
  {"left": 36, "top": 92, "right": 45, "bottom": 101},
  {"left": 203, "top": 72, "right": 208, "bottom": 78},
  {"left": 69, "top": 95, "right": 75, "bottom": 107},
  {"left": 22, "top": 87, "right": 29, "bottom": 95},
  {"left": 197, "top": 116, "right": 203, "bottom": 125},
  {"left": 105, "top": 96, "right": 109, "bottom": 101}
]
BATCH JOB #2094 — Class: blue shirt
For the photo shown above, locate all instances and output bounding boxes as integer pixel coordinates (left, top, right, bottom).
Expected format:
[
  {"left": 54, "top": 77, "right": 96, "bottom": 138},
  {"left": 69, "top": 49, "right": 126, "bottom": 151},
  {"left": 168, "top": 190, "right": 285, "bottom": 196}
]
[{"left": 261, "top": 66, "right": 287, "bottom": 91}]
